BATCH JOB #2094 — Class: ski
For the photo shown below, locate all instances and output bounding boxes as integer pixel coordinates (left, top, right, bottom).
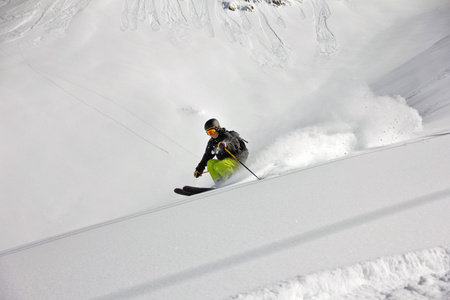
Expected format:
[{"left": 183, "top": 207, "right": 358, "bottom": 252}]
[
  {"left": 183, "top": 185, "right": 215, "bottom": 194},
  {"left": 174, "top": 185, "right": 215, "bottom": 196},
  {"left": 174, "top": 188, "right": 194, "bottom": 196}
]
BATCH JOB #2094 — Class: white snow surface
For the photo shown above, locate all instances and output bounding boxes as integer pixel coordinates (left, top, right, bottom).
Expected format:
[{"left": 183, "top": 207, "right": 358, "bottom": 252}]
[{"left": 1, "top": 0, "right": 450, "bottom": 299}]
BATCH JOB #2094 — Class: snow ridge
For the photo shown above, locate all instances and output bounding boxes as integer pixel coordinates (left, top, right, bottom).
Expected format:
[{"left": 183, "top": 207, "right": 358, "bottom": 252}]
[
  {"left": 310, "top": 0, "right": 338, "bottom": 57},
  {"left": 1, "top": 0, "right": 338, "bottom": 66},
  {"left": 0, "top": 0, "right": 90, "bottom": 43},
  {"left": 230, "top": 246, "right": 450, "bottom": 300},
  {"left": 119, "top": 0, "right": 338, "bottom": 68}
]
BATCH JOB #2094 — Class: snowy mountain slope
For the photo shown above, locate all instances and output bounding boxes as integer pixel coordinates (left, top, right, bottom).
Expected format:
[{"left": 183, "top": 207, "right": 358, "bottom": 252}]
[
  {"left": 372, "top": 32, "right": 450, "bottom": 130},
  {"left": 1, "top": 131, "right": 450, "bottom": 300},
  {"left": 1, "top": 0, "right": 450, "bottom": 299},
  {"left": 1, "top": 0, "right": 448, "bottom": 251}
]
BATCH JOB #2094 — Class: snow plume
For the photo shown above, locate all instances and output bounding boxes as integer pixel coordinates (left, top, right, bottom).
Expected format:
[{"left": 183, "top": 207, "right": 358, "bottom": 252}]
[
  {"left": 230, "top": 246, "right": 450, "bottom": 300},
  {"left": 253, "top": 71, "right": 423, "bottom": 177}
]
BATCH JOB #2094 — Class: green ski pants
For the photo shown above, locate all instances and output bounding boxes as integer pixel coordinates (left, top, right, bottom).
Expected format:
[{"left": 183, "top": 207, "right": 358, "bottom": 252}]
[{"left": 207, "top": 158, "right": 239, "bottom": 181}]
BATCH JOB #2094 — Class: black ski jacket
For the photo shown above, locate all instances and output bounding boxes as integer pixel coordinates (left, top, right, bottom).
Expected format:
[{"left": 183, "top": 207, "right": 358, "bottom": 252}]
[{"left": 195, "top": 128, "right": 249, "bottom": 173}]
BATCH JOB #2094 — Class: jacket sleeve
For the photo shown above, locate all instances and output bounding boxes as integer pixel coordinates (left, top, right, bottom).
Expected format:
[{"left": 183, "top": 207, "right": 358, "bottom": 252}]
[
  {"left": 220, "top": 132, "right": 241, "bottom": 156},
  {"left": 195, "top": 140, "right": 215, "bottom": 173}
]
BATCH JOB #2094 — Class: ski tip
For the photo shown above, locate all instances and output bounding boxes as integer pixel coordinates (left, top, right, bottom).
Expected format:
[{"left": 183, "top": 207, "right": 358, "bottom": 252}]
[
  {"left": 174, "top": 186, "right": 215, "bottom": 196},
  {"left": 174, "top": 188, "right": 192, "bottom": 196}
]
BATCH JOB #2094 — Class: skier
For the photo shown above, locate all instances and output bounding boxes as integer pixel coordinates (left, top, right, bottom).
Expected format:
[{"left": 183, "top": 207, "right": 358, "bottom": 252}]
[{"left": 194, "top": 118, "right": 249, "bottom": 184}]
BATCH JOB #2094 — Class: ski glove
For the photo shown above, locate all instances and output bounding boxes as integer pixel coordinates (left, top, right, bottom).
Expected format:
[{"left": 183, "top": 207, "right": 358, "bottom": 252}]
[
  {"left": 218, "top": 141, "right": 227, "bottom": 150},
  {"left": 194, "top": 170, "right": 202, "bottom": 178}
]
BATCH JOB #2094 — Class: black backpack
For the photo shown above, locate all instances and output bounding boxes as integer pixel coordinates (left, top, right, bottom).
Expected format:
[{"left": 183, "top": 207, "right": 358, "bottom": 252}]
[{"left": 229, "top": 130, "right": 248, "bottom": 152}]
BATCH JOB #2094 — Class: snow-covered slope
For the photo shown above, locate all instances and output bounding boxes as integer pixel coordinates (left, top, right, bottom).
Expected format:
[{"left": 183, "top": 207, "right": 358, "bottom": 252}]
[
  {"left": 1, "top": 131, "right": 450, "bottom": 299},
  {"left": 1, "top": 0, "right": 450, "bottom": 299}
]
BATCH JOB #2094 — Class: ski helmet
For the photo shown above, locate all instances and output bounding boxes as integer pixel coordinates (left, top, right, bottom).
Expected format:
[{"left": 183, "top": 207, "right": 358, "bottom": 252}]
[{"left": 204, "top": 118, "right": 220, "bottom": 131}]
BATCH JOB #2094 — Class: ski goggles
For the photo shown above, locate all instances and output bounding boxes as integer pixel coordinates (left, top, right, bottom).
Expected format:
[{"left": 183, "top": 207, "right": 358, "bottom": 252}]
[{"left": 206, "top": 127, "right": 217, "bottom": 136}]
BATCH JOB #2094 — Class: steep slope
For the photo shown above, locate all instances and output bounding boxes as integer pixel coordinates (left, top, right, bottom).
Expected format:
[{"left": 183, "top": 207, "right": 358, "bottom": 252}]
[
  {"left": 1, "top": 131, "right": 450, "bottom": 299},
  {"left": 1, "top": 0, "right": 448, "bottom": 252},
  {"left": 1, "top": 0, "right": 450, "bottom": 299},
  {"left": 372, "top": 33, "right": 450, "bottom": 130}
]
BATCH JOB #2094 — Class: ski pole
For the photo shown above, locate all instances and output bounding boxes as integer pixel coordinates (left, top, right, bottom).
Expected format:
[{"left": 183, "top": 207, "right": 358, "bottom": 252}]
[{"left": 224, "top": 147, "right": 261, "bottom": 180}]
